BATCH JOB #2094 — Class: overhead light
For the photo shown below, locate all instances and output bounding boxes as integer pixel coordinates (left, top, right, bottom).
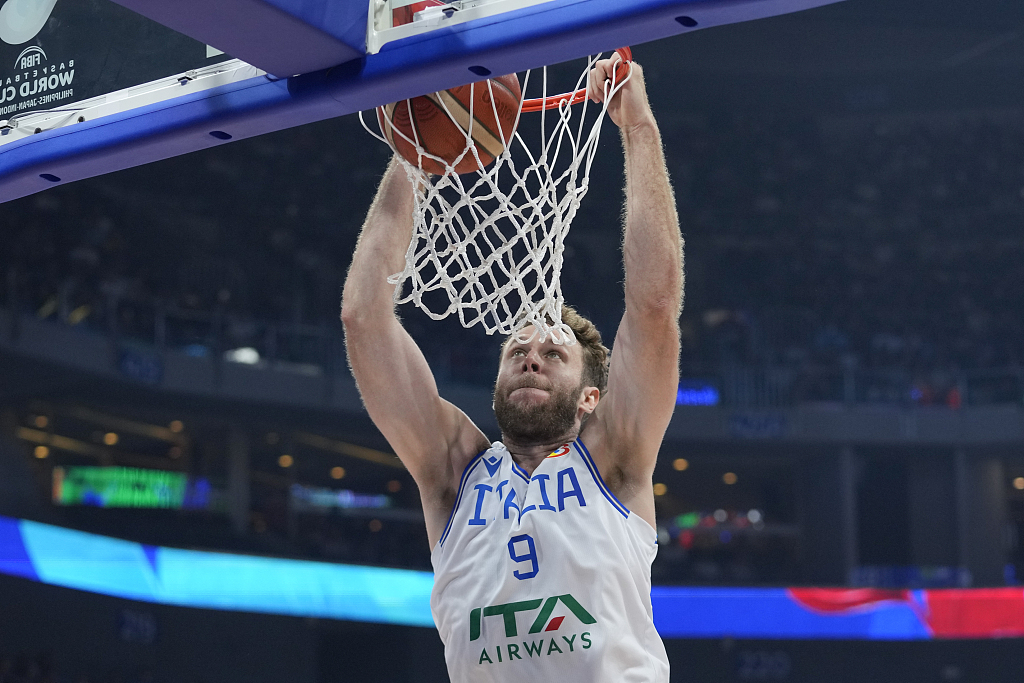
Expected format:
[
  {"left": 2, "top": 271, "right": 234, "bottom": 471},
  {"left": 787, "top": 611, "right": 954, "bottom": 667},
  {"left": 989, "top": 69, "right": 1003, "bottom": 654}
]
[
  {"left": 224, "top": 347, "right": 260, "bottom": 364},
  {"left": 1014, "top": 477, "right": 1024, "bottom": 491},
  {"left": 330, "top": 466, "right": 345, "bottom": 480},
  {"left": 33, "top": 415, "right": 48, "bottom": 428},
  {"left": 387, "top": 480, "right": 402, "bottom": 493},
  {"left": 68, "top": 305, "right": 91, "bottom": 325},
  {"left": 103, "top": 432, "right": 119, "bottom": 446},
  {"left": 723, "top": 472, "right": 737, "bottom": 485},
  {"left": 278, "top": 454, "right": 294, "bottom": 468},
  {"left": 653, "top": 483, "right": 667, "bottom": 496},
  {"left": 168, "top": 420, "right": 184, "bottom": 433},
  {"left": 673, "top": 458, "right": 689, "bottom": 471},
  {"left": 34, "top": 446, "right": 49, "bottom": 459}
]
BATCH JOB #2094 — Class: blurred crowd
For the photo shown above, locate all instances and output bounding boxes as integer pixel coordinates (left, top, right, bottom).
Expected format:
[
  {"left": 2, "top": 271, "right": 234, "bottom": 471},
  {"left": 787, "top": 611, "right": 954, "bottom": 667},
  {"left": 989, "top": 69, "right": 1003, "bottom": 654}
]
[
  {"left": 0, "top": 652, "right": 153, "bottom": 683},
  {"left": 3, "top": 109, "right": 1024, "bottom": 399},
  {"left": 666, "top": 110, "right": 1024, "bottom": 376},
  {"left": 0, "top": 654, "right": 54, "bottom": 683}
]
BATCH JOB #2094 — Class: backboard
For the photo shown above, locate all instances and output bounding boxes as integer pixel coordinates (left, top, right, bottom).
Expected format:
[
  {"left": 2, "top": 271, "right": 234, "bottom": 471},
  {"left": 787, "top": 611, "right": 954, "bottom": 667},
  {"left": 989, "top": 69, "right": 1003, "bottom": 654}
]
[{"left": 0, "top": 0, "right": 844, "bottom": 204}]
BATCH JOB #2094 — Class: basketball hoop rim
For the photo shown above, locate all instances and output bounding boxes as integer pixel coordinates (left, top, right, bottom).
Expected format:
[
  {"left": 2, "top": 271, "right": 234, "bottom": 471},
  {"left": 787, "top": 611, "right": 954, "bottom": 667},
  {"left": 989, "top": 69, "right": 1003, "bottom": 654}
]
[
  {"left": 519, "top": 47, "right": 632, "bottom": 113},
  {"left": 364, "top": 47, "right": 632, "bottom": 344}
]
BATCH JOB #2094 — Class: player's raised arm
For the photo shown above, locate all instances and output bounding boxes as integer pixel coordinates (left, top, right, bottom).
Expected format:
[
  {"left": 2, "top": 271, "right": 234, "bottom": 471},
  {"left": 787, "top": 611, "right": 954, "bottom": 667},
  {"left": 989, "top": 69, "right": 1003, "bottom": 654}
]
[
  {"left": 341, "top": 159, "right": 489, "bottom": 545},
  {"left": 583, "top": 60, "right": 683, "bottom": 522}
]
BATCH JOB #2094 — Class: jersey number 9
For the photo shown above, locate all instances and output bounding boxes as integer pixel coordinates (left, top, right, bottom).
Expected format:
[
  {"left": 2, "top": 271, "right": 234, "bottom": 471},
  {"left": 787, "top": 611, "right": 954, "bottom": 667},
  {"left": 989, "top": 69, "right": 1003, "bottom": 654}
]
[{"left": 507, "top": 534, "right": 538, "bottom": 580}]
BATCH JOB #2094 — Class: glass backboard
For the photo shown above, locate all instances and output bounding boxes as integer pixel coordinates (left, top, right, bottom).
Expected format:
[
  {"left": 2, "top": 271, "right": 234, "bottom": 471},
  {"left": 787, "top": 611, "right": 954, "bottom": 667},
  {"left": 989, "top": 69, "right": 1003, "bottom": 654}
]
[{"left": 0, "top": 0, "right": 843, "bottom": 204}]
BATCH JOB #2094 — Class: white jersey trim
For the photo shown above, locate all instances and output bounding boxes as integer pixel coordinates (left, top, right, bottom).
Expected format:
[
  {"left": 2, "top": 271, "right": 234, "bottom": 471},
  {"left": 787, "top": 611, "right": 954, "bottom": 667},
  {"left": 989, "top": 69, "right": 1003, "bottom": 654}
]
[
  {"left": 574, "top": 439, "right": 630, "bottom": 518},
  {"left": 511, "top": 460, "right": 530, "bottom": 483},
  {"left": 437, "top": 449, "right": 488, "bottom": 548}
]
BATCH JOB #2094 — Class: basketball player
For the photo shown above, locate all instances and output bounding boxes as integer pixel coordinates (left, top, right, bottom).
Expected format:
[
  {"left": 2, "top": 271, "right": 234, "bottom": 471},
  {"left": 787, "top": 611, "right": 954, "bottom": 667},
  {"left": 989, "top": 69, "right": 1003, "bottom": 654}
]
[{"left": 342, "top": 57, "right": 681, "bottom": 682}]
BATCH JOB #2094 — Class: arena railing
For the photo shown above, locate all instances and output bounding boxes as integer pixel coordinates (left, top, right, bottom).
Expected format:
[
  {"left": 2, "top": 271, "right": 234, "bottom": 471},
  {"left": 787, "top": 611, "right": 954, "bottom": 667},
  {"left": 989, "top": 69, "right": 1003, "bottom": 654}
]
[
  {"left": 3, "top": 287, "right": 1023, "bottom": 409},
  {"left": 709, "top": 364, "right": 1023, "bottom": 408}
]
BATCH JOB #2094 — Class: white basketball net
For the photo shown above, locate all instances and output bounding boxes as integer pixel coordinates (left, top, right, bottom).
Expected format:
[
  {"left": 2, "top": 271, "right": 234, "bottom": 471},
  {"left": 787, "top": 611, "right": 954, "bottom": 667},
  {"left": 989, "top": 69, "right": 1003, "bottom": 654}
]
[{"left": 360, "top": 53, "right": 630, "bottom": 345}]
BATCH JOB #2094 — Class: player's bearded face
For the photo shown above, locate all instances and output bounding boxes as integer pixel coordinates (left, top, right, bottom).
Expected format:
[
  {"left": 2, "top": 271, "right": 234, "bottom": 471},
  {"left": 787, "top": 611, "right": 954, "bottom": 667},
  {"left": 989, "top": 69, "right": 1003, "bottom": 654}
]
[{"left": 493, "top": 373, "right": 585, "bottom": 442}]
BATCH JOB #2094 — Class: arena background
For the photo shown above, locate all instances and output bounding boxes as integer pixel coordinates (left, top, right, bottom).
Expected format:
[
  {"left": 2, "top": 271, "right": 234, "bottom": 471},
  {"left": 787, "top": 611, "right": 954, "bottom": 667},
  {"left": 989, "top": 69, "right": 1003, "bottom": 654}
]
[{"left": 3, "top": 0, "right": 1024, "bottom": 680}]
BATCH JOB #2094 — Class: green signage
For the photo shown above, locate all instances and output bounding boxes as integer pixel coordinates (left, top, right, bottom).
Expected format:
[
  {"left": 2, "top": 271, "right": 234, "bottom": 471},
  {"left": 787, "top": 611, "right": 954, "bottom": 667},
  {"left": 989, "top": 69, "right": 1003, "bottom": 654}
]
[{"left": 53, "top": 466, "right": 189, "bottom": 508}]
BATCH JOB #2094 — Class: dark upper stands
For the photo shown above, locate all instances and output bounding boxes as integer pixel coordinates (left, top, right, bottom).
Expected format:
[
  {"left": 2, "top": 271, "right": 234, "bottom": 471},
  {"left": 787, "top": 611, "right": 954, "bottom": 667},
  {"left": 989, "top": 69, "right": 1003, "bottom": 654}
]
[{"left": 4, "top": 109, "right": 1024, "bottom": 400}]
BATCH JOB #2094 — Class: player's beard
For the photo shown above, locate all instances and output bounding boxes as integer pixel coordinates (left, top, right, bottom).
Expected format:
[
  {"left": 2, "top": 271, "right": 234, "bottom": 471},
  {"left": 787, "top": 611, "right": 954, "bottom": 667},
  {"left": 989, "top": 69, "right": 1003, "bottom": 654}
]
[{"left": 493, "top": 376, "right": 583, "bottom": 444}]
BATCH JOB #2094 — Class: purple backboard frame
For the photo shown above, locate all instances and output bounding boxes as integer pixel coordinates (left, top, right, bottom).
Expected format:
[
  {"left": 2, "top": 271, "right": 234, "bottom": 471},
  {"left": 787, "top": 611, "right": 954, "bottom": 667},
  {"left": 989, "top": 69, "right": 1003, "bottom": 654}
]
[{"left": 0, "top": 0, "right": 843, "bottom": 204}]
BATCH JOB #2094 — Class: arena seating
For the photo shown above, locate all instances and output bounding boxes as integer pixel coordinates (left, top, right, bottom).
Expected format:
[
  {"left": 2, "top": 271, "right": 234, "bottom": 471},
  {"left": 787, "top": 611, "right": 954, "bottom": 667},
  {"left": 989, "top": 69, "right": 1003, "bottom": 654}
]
[{"left": 4, "top": 110, "right": 1023, "bottom": 405}]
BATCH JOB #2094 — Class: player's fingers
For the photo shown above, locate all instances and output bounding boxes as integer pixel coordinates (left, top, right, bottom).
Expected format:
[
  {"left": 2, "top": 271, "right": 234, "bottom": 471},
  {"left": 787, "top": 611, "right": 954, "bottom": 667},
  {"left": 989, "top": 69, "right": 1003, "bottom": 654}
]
[
  {"left": 593, "top": 58, "right": 621, "bottom": 100},
  {"left": 611, "top": 56, "right": 630, "bottom": 87},
  {"left": 609, "top": 51, "right": 623, "bottom": 75},
  {"left": 588, "top": 62, "right": 608, "bottom": 103}
]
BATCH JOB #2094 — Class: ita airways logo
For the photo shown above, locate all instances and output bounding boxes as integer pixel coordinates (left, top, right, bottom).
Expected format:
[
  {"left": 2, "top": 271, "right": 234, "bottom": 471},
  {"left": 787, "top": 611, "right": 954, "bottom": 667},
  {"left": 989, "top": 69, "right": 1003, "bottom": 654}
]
[
  {"left": 470, "top": 594, "right": 596, "bottom": 665},
  {"left": 0, "top": 0, "right": 58, "bottom": 45},
  {"left": 546, "top": 444, "right": 570, "bottom": 458}
]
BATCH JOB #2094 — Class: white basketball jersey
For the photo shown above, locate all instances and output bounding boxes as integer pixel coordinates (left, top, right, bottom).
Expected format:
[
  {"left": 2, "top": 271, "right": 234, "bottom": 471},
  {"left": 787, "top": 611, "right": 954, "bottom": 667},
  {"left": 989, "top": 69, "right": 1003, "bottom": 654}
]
[{"left": 430, "top": 439, "right": 670, "bottom": 683}]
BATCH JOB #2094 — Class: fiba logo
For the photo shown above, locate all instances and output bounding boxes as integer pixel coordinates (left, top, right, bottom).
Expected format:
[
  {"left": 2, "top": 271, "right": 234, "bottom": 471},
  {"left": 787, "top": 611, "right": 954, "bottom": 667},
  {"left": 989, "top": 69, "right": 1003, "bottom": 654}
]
[
  {"left": 0, "top": 38, "right": 73, "bottom": 111},
  {"left": 0, "top": 0, "right": 57, "bottom": 45},
  {"left": 14, "top": 43, "right": 43, "bottom": 69}
]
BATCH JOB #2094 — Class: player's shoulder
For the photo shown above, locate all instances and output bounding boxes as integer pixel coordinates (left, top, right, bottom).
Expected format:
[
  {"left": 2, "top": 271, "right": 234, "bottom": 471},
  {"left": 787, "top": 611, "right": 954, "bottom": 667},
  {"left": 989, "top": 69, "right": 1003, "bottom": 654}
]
[
  {"left": 427, "top": 401, "right": 492, "bottom": 487},
  {"left": 451, "top": 435, "right": 499, "bottom": 479},
  {"left": 417, "top": 430, "right": 494, "bottom": 548},
  {"left": 579, "top": 414, "right": 659, "bottom": 527},
  {"left": 579, "top": 411, "right": 656, "bottom": 484},
  {"left": 399, "top": 401, "right": 486, "bottom": 491}
]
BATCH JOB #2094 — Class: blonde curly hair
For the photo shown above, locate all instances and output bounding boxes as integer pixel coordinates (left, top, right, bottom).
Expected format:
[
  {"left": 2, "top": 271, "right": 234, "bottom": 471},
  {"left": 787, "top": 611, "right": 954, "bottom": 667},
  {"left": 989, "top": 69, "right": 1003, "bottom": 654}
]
[{"left": 501, "top": 304, "right": 610, "bottom": 395}]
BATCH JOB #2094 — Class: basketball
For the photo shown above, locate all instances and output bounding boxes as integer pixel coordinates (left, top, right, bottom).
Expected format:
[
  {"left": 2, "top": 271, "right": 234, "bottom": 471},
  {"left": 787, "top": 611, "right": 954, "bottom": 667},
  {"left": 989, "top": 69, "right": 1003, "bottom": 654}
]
[{"left": 376, "top": 74, "right": 522, "bottom": 175}]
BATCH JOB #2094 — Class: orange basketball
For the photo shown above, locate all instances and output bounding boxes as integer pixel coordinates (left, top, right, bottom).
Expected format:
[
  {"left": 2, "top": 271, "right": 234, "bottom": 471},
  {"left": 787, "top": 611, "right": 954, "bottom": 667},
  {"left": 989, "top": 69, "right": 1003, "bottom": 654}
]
[{"left": 377, "top": 74, "right": 522, "bottom": 175}]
